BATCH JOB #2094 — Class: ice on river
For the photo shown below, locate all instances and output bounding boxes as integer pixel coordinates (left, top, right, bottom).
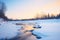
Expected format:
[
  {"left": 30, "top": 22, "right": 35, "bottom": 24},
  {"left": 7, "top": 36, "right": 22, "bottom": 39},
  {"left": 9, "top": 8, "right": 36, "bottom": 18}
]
[{"left": 0, "top": 19, "right": 60, "bottom": 40}]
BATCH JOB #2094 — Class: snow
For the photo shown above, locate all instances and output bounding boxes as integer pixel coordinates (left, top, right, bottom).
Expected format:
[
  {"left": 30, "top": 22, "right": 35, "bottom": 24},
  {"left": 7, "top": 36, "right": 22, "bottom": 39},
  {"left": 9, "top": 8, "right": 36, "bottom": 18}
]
[
  {"left": 17, "top": 19, "right": 60, "bottom": 40},
  {"left": 0, "top": 21, "right": 23, "bottom": 39},
  {"left": 32, "top": 19, "right": 60, "bottom": 40},
  {"left": 32, "top": 22, "right": 60, "bottom": 40},
  {"left": 38, "top": 23, "right": 60, "bottom": 40},
  {"left": 32, "top": 29, "right": 47, "bottom": 38},
  {"left": 0, "top": 19, "right": 60, "bottom": 40}
]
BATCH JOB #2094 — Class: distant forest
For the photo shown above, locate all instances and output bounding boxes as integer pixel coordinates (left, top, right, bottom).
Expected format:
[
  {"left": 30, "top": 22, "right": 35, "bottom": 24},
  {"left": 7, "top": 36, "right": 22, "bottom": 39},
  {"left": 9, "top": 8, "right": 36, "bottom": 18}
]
[
  {"left": 35, "top": 13, "right": 60, "bottom": 19},
  {"left": 9, "top": 13, "right": 60, "bottom": 21}
]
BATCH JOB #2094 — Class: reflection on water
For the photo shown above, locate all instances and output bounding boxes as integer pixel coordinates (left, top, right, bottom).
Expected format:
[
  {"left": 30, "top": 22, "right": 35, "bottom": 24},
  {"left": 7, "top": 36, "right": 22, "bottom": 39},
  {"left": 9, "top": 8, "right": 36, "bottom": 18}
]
[{"left": 15, "top": 23, "right": 43, "bottom": 40}]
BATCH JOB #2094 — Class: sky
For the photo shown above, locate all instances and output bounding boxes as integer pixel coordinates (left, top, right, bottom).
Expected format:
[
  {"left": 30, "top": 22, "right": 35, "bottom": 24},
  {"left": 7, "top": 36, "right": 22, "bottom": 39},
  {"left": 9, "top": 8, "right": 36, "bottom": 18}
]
[{"left": 0, "top": 0, "right": 60, "bottom": 19}]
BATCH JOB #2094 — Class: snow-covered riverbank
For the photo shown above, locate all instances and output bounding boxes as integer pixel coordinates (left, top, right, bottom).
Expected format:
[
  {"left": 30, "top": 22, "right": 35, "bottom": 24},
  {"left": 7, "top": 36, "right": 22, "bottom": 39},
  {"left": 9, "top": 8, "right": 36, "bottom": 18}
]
[{"left": 0, "top": 19, "right": 60, "bottom": 40}]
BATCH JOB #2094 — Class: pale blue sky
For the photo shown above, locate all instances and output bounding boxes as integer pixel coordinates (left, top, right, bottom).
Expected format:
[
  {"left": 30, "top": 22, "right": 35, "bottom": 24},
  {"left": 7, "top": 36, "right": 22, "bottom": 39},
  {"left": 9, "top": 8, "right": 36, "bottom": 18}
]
[{"left": 1, "top": 0, "right": 60, "bottom": 19}]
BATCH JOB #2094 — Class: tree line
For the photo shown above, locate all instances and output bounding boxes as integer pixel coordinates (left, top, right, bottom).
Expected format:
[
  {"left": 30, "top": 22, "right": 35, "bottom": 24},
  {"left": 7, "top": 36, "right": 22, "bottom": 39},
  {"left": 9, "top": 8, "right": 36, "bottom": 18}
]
[{"left": 35, "top": 13, "right": 60, "bottom": 19}]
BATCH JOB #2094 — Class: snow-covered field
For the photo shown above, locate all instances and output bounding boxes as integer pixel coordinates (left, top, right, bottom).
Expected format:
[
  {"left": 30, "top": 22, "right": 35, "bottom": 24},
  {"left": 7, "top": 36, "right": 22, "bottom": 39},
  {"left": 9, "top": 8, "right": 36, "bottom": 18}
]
[
  {"left": 0, "top": 19, "right": 60, "bottom": 40},
  {"left": 21, "top": 19, "right": 60, "bottom": 40}
]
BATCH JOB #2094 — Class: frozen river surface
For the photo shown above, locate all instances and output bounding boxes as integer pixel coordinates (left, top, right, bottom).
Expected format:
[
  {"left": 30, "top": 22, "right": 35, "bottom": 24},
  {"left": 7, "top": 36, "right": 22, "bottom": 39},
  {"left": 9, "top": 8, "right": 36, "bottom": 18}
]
[
  {"left": 19, "top": 19, "right": 60, "bottom": 40},
  {"left": 0, "top": 19, "right": 60, "bottom": 40}
]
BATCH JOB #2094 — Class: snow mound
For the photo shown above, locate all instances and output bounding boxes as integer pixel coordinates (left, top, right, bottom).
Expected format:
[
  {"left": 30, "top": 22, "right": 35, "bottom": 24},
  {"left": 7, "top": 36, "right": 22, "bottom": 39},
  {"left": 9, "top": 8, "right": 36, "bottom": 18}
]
[
  {"left": 0, "top": 22, "right": 22, "bottom": 39},
  {"left": 32, "top": 29, "right": 47, "bottom": 39}
]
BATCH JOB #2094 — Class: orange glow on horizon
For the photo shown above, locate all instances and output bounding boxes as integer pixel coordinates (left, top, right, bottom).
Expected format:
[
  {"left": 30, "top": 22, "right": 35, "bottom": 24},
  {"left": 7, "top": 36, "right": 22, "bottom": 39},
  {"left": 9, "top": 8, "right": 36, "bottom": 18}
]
[{"left": 5, "top": 0, "right": 60, "bottom": 19}]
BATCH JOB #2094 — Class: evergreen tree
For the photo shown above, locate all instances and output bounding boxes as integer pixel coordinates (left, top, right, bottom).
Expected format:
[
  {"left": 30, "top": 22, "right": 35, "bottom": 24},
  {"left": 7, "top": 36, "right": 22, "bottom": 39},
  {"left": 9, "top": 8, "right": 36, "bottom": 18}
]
[{"left": 0, "top": 1, "right": 8, "bottom": 20}]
